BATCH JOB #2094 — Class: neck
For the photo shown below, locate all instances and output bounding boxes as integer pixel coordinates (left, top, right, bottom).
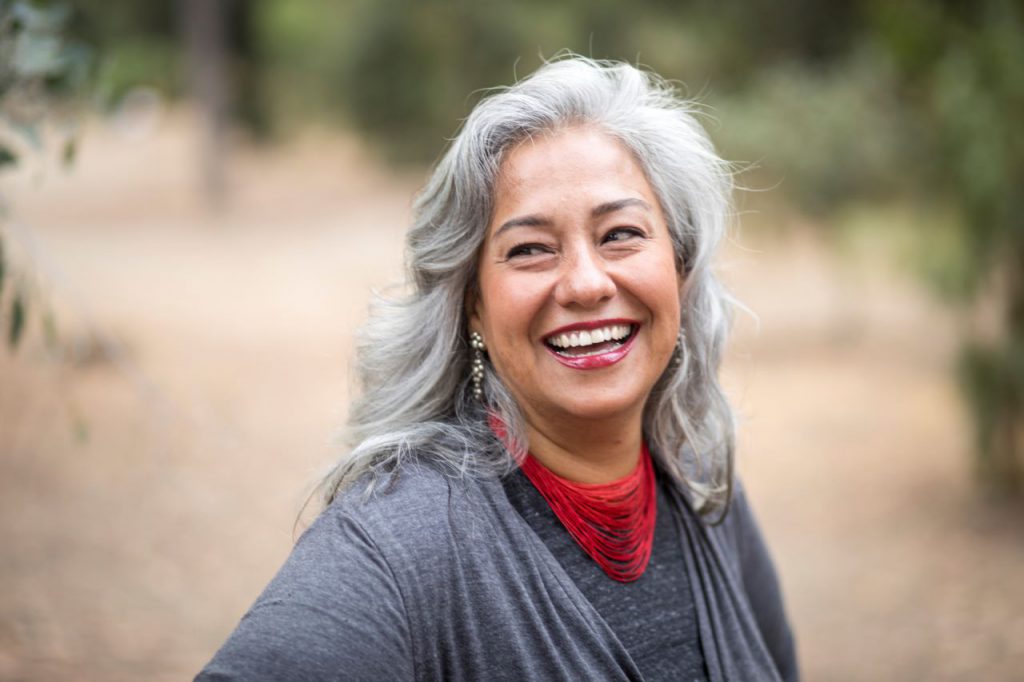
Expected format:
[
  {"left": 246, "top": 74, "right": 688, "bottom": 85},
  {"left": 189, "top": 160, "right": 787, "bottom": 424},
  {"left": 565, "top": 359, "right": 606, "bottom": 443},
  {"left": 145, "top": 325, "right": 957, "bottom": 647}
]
[{"left": 521, "top": 407, "right": 644, "bottom": 483}]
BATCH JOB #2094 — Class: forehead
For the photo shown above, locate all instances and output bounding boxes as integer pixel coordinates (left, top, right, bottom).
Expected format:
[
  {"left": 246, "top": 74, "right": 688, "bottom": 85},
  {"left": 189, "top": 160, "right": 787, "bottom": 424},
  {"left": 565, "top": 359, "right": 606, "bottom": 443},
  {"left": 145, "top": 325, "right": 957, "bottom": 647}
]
[{"left": 492, "top": 127, "right": 659, "bottom": 212}]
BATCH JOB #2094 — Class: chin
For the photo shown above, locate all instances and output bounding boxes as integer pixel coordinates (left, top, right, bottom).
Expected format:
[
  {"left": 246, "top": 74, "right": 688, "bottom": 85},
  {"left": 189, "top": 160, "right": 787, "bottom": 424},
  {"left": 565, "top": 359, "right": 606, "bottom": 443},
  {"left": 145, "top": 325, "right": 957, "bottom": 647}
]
[{"left": 553, "top": 391, "right": 647, "bottom": 423}]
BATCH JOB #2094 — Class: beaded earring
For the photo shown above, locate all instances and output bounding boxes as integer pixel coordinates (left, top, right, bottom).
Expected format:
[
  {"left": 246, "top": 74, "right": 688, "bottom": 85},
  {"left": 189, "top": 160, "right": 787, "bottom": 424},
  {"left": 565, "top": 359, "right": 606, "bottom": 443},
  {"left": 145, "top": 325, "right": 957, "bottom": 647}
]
[
  {"left": 469, "top": 331, "right": 486, "bottom": 401},
  {"left": 673, "top": 329, "right": 685, "bottom": 366}
]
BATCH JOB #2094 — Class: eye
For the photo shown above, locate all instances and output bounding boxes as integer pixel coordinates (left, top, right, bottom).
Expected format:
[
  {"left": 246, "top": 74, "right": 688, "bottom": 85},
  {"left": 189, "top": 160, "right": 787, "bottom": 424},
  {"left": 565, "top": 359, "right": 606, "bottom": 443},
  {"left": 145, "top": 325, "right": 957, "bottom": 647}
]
[
  {"left": 602, "top": 227, "right": 645, "bottom": 243},
  {"left": 505, "top": 243, "right": 552, "bottom": 259}
]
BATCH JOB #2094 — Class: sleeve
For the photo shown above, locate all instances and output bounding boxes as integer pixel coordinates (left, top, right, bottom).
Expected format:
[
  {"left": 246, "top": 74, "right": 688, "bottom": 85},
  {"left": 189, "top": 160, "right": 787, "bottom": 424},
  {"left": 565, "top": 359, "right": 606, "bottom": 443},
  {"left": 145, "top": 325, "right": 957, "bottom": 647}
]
[
  {"left": 195, "top": 508, "right": 414, "bottom": 682},
  {"left": 728, "top": 483, "right": 800, "bottom": 682}
]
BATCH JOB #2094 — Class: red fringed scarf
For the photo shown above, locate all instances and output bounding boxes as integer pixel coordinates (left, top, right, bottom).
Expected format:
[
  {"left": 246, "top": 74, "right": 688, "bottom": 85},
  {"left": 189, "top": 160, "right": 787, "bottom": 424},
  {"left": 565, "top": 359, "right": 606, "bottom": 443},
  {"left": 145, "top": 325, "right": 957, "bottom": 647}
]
[{"left": 520, "top": 444, "right": 657, "bottom": 583}]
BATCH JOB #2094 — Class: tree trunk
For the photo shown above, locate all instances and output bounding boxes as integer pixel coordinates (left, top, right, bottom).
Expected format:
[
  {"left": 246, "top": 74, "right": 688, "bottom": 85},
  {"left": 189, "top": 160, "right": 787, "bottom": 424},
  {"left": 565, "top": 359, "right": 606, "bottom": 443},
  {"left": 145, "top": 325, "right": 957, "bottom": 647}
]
[{"left": 180, "top": 0, "right": 231, "bottom": 210}]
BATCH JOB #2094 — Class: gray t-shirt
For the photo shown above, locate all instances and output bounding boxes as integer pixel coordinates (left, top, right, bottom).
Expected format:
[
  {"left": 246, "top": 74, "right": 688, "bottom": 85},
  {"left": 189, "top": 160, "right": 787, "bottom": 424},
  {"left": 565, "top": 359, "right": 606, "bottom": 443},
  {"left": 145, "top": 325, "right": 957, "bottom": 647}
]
[
  {"left": 197, "top": 461, "right": 798, "bottom": 681},
  {"left": 502, "top": 468, "right": 708, "bottom": 681}
]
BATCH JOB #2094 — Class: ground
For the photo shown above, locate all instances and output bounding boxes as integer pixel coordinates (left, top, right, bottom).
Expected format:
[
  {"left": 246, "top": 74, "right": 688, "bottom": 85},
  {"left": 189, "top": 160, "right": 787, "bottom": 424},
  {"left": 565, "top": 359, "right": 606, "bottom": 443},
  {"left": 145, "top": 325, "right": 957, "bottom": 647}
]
[{"left": 1, "top": 111, "right": 1022, "bottom": 681}]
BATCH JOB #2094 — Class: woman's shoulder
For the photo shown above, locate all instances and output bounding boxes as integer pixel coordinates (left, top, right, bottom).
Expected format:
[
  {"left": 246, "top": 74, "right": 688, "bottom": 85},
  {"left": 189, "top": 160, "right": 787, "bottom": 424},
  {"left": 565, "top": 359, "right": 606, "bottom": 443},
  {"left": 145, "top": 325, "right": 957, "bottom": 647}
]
[
  {"left": 327, "top": 458, "right": 492, "bottom": 522},
  {"left": 307, "top": 459, "right": 503, "bottom": 570},
  {"left": 195, "top": 464, "right": 470, "bottom": 681},
  {"left": 665, "top": 473, "right": 765, "bottom": 578},
  {"left": 198, "top": 460, "right": 507, "bottom": 679}
]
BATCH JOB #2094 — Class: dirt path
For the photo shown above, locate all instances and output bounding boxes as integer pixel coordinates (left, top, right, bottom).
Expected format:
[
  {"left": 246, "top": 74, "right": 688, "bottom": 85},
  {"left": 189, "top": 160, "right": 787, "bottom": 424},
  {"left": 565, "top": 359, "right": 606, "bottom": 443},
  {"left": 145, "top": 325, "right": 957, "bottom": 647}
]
[{"left": 2, "top": 112, "right": 1021, "bottom": 681}]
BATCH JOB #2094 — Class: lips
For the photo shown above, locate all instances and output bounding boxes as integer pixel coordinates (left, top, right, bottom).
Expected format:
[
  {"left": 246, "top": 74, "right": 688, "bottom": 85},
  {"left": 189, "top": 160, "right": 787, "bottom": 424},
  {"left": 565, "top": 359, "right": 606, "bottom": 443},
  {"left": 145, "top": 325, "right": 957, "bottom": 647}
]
[{"left": 542, "top": 318, "right": 639, "bottom": 369}]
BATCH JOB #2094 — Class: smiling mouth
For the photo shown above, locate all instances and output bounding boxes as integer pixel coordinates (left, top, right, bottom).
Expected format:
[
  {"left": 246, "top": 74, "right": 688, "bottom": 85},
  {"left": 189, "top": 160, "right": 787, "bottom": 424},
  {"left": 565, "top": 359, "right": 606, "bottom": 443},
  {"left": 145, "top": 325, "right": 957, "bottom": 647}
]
[{"left": 544, "top": 324, "right": 637, "bottom": 358}]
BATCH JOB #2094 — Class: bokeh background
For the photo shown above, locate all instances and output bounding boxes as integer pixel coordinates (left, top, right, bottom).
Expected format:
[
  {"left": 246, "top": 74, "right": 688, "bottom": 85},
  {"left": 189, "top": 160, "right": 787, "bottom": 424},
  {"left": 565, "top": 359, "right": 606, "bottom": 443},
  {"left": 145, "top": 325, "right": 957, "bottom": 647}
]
[{"left": 2, "top": 1, "right": 1023, "bottom": 680}]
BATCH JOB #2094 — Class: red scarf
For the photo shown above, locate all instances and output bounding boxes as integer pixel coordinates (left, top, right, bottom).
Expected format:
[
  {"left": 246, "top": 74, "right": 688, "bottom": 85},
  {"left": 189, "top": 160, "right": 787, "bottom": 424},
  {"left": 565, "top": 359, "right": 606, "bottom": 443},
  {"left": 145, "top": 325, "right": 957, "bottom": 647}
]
[{"left": 520, "top": 444, "right": 657, "bottom": 582}]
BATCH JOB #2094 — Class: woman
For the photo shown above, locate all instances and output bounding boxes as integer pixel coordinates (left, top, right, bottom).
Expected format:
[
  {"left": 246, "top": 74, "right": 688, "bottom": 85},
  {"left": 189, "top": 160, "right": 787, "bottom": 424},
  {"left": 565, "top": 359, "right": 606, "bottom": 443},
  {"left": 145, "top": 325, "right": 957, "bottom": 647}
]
[{"left": 198, "top": 56, "right": 798, "bottom": 681}]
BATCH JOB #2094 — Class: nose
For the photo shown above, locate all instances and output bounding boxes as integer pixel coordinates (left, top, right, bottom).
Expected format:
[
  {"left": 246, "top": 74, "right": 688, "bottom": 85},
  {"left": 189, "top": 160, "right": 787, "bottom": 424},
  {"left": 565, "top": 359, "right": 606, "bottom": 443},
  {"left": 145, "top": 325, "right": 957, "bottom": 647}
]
[{"left": 554, "top": 244, "right": 616, "bottom": 308}]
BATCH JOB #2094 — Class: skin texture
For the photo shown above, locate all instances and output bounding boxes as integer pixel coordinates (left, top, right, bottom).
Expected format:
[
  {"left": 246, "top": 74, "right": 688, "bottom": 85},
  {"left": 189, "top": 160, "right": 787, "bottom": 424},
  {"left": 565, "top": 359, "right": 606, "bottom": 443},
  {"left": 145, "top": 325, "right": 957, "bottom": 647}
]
[{"left": 471, "top": 126, "right": 682, "bottom": 483}]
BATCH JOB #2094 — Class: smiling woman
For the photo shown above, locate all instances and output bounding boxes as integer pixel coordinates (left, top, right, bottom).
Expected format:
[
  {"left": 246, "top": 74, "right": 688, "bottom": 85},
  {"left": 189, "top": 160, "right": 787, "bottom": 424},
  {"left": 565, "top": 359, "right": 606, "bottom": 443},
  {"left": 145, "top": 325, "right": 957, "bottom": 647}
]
[
  {"left": 197, "top": 56, "right": 798, "bottom": 681},
  {"left": 472, "top": 127, "right": 682, "bottom": 483}
]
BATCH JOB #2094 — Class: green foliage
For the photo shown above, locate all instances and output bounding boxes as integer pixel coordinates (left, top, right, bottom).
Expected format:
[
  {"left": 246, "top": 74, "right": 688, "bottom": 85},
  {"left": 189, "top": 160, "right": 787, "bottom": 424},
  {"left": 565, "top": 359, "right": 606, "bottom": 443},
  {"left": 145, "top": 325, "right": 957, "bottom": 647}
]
[
  {"left": 67, "top": 0, "right": 177, "bottom": 100},
  {"left": 0, "top": 0, "right": 93, "bottom": 168},
  {"left": 0, "top": 0, "right": 90, "bottom": 352},
  {"left": 868, "top": 0, "right": 1024, "bottom": 296},
  {"left": 341, "top": 0, "right": 526, "bottom": 162},
  {"left": 59, "top": 0, "right": 881, "bottom": 163},
  {"left": 60, "top": 135, "right": 74, "bottom": 164},
  {"left": 14, "top": 0, "right": 1024, "bottom": 492},
  {"left": 906, "top": 209, "right": 978, "bottom": 303},
  {"left": 251, "top": 0, "right": 375, "bottom": 131},
  {"left": 94, "top": 36, "right": 180, "bottom": 103},
  {"left": 252, "top": 0, "right": 847, "bottom": 162},
  {"left": 865, "top": 0, "right": 1024, "bottom": 493},
  {"left": 8, "top": 287, "right": 24, "bottom": 347},
  {"left": 41, "top": 305, "right": 57, "bottom": 349},
  {"left": 959, "top": 340, "right": 1024, "bottom": 495},
  {"left": 712, "top": 48, "right": 909, "bottom": 213}
]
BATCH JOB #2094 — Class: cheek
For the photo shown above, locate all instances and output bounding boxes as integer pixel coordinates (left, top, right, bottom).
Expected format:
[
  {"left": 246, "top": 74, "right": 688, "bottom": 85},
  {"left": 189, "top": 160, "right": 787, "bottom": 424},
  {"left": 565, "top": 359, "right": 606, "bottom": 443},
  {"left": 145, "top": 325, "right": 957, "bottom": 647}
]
[
  {"left": 476, "top": 274, "right": 547, "bottom": 367},
  {"left": 483, "top": 307, "right": 543, "bottom": 404},
  {"left": 652, "top": 246, "right": 683, "bottom": 311},
  {"left": 636, "top": 263, "right": 681, "bottom": 313},
  {"left": 634, "top": 265, "right": 682, "bottom": 347}
]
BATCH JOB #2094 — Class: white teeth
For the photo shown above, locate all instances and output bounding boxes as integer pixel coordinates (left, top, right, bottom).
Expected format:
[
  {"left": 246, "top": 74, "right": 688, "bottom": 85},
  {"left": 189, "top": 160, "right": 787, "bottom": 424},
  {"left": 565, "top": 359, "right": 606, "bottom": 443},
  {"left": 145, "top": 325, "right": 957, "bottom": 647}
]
[{"left": 546, "top": 324, "right": 634, "bottom": 350}]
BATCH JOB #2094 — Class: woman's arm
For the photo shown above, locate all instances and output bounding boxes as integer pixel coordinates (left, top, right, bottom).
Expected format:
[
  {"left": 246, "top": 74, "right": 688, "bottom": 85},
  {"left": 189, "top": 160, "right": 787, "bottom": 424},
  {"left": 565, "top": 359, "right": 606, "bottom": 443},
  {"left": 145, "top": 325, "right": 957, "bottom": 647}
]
[
  {"left": 196, "top": 509, "right": 414, "bottom": 682},
  {"left": 728, "top": 483, "right": 800, "bottom": 682}
]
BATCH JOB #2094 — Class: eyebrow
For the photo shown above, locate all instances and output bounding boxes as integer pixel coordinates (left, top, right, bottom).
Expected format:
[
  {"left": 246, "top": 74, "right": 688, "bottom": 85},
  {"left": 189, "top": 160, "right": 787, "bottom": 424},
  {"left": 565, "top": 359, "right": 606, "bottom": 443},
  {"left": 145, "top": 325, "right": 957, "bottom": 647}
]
[
  {"left": 591, "top": 197, "right": 651, "bottom": 218},
  {"left": 494, "top": 198, "right": 652, "bottom": 236}
]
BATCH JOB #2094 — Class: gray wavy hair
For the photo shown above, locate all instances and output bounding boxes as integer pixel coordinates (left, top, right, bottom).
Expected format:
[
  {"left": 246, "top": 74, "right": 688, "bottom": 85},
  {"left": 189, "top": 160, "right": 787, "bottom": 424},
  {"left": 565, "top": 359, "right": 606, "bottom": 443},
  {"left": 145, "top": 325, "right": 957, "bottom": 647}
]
[{"left": 317, "top": 55, "right": 736, "bottom": 518}]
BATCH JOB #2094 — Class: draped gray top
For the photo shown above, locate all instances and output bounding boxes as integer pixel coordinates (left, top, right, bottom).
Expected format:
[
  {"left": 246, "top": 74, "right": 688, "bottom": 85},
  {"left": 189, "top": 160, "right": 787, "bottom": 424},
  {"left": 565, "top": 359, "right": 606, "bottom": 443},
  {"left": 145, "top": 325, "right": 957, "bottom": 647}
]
[{"left": 197, "top": 460, "right": 798, "bottom": 681}]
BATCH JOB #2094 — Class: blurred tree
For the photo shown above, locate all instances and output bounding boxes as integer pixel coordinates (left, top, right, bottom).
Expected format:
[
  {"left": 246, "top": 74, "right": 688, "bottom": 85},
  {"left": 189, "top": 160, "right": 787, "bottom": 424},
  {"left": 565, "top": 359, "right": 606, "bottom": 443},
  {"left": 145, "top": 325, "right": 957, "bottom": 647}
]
[
  {"left": 70, "top": 0, "right": 266, "bottom": 130},
  {"left": 866, "top": 0, "right": 1024, "bottom": 496},
  {"left": 0, "top": 0, "right": 92, "bottom": 352},
  {"left": 69, "top": 0, "right": 182, "bottom": 100},
  {"left": 33, "top": 0, "right": 1023, "bottom": 497},
  {"left": 181, "top": 0, "right": 230, "bottom": 207},
  {"left": 342, "top": 0, "right": 522, "bottom": 162},
  {"left": 284, "top": 0, "right": 750, "bottom": 163},
  {"left": 712, "top": 49, "right": 909, "bottom": 213},
  {"left": 68, "top": 0, "right": 268, "bottom": 206}
]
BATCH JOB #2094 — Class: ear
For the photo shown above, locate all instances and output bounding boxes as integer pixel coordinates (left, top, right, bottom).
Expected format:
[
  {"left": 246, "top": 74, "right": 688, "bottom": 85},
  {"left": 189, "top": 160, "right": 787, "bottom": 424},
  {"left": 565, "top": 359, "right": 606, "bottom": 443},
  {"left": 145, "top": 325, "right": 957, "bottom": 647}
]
[
  {"left": 674, "top": 265, "right": 688, "bottom": 303},
  {"left": 464, "top": 280, "right": 484, "bottom": 336}
]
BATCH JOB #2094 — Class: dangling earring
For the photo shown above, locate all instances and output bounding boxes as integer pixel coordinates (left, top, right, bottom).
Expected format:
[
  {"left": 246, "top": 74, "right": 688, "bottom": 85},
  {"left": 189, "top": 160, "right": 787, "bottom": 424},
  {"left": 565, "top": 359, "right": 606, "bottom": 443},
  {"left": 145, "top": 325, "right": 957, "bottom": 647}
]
[
  {"left": 672, "top": 329, "right": 685, "bottom": 366},
  {"left": 470, "top": 331, "right": 486, "bottom": 401}
]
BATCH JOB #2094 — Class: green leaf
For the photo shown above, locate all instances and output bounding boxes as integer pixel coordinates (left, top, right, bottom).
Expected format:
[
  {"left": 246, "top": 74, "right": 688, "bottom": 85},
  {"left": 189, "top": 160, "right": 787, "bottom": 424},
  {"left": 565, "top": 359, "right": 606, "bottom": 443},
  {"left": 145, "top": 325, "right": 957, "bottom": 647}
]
[
  {"left": 66, "top": 398, "right": 89, "bottom": 444},
  {"left": 0, "top": 146, "right": 17, "bottom": 168},
  {"left": 42, "top": 307, "right": 58, "bottom": 352},
  {"left": 12, "top": 2, "right": 71, "bottom": 34},
  {"left": 9, "top": 291, "right": 25, "bottom": 349},
  {"left": 13, "top": 33, "right": 65, "bottom": 78},
  {"left": 73, "top": 414, "right": 89, "bottom": 444},
  {"left": 61, "top": 137, "right": 76, "bottom": 167}
]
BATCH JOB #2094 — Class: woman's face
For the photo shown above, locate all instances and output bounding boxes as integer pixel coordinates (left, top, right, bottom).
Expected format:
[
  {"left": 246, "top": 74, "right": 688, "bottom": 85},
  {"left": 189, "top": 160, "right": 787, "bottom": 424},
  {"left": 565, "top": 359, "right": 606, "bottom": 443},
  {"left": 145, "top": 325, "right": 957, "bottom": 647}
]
[{"left": 471, "top": 126, "right": 681, "bottom": 434}]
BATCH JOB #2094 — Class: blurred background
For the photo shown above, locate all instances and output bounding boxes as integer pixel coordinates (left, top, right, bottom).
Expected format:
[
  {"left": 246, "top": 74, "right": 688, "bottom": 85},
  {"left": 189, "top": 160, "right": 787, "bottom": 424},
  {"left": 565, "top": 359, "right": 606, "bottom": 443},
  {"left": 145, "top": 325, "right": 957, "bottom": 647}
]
[{"left": 1, "top": 0, "right": 1022, "bottom": 679}]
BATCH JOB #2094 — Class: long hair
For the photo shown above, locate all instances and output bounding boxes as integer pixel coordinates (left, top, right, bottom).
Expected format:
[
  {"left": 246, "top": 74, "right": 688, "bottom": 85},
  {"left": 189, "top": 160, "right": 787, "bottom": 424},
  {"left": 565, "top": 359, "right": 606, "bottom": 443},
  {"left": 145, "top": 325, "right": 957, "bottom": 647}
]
[{"left": 316, "top": 55, "right": 736, "bottom": 518}]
